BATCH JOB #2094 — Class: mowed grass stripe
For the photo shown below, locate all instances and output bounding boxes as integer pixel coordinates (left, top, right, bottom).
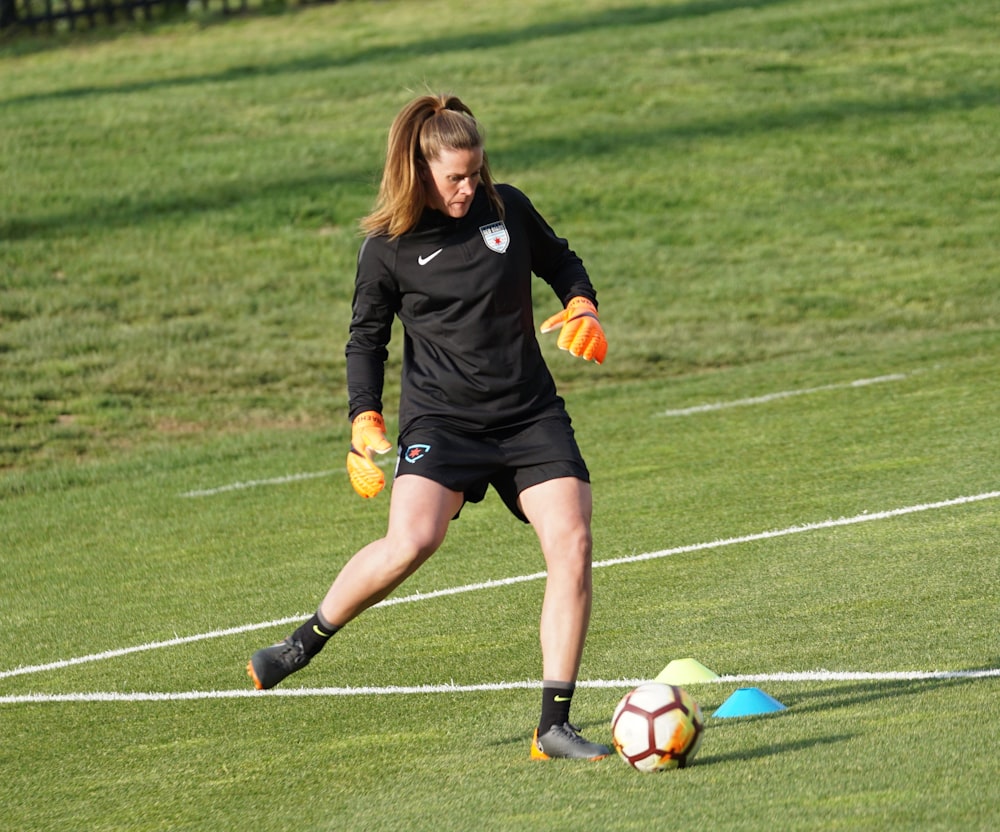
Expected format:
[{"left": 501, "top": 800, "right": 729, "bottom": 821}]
[{"left": 3, "top": 489, "right": 995, "bottom": 683}]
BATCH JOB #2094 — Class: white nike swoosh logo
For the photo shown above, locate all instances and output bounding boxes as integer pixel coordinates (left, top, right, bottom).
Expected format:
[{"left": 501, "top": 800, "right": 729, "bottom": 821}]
[{"left": 418, "top": 248, "right": 443, "bottom": 266}]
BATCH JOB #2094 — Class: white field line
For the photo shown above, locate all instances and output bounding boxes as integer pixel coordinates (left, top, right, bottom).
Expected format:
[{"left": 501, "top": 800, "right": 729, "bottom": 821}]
[
  {"left": 180, "top": 457, "right": 398, "bottom": 498},
  {"left": 180, "top": 469, "right": 339, "bottom": 498},
  {"left": 658, "top": 373, "right": 907, "bottom": 417},
  {"left": 2, "top": 668, "right": 998, "bottom": 705},
  {"left": 590, "top": 491, "right": 999, "bottom": 569},
  {"left": 1, "top": 491, "right": 996, "bottom": 684}
]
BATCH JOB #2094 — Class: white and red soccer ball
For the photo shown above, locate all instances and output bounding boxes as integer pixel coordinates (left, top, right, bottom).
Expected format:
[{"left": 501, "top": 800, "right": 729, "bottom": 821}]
[{"left": 611, "top": 682, "right": 705, "bottom": 772}]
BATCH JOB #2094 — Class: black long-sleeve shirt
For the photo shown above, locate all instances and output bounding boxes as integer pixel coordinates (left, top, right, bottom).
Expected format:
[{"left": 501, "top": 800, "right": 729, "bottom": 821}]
[{"left": 345, "top": 184, "right": 597, "bottom": 434}]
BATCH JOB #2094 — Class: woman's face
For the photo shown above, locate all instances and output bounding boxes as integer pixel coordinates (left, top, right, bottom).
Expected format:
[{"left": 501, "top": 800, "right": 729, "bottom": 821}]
[{"left": 423, "top": 146, "right": 484, "bottom": 218}]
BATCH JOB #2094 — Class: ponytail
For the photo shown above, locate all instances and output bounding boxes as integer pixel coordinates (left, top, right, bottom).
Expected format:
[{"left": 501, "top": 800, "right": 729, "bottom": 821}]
[{"left": 360, "top": 94, "right": 504, "bottom": 238}]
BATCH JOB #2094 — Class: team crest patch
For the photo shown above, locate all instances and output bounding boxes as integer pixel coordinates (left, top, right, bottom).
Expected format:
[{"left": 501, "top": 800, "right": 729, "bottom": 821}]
[
  {"left": 403, "top": 443, "right": 431, "bottom": 464},
  {"left": 480, "top": 221, "right": 510, "bottom": 254}
]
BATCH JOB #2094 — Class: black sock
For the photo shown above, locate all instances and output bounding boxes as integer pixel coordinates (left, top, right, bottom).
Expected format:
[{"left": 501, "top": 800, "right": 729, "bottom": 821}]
[
  {"left": 293, "top": 611, "right": 340, "bottom": 658},
  {"left": 538, "top": 681, "right": 575, "bottom": 734}
]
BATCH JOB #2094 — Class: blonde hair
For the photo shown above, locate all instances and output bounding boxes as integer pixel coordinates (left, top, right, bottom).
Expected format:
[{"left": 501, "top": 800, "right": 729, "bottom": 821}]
[{"left": 360, "top": 94, "right": 504, "bottom": 238}]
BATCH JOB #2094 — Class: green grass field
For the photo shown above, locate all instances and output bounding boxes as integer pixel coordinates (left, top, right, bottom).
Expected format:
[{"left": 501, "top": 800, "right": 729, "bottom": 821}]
[{"left": 1, "top": 0, "right": 998, "bottom": 829}]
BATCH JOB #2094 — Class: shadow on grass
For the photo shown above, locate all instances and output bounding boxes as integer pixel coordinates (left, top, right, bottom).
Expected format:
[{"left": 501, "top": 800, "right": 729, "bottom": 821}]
[
  {"left": 690, "top": 672, "right": 994, "bottom": 766},
  {"left": 697, "top": 671, "right": 993, "bottom": 723},
  {"left": 0, "top": 168, "right": 373, "bottom": 242},
  {"left": 774, "top": 673, "right": 991, "bottom": 716},
  {"left": 696, "top": 731, "right": 854, "bottom": 766},
  {"left": 1, "top": 0, "right": 796, "bottom": 106},
  {"left": 495, "top": 84, "right": 999, "bottom": 167},
  {"left": 3, "top": 80, "right": 997, "bottom": 244}
]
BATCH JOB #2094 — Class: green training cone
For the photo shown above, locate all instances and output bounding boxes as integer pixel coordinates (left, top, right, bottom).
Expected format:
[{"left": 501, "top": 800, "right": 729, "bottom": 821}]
[
  {"left": 654, "top": 658, "right": 720, "bottom": 685},
  {"left": 712, "top": 687, "right": 787, "bottom": 718}
]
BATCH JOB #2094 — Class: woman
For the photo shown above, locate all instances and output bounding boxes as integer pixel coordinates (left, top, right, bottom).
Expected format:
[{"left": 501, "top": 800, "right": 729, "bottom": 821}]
[{"left": 248, "top": 94, "right": 610, "bottom": 760}]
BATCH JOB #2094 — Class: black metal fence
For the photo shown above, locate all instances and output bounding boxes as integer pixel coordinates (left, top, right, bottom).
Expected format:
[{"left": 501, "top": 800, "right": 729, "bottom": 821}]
[{"left": 1, "top": 0, "right": 285, "bottom": 32}]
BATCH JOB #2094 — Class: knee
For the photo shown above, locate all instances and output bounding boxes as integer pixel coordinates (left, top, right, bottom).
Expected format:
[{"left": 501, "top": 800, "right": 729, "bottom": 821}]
[
  {"left": 564, "top": 517, "right": 593, "bottom": 553},
  {"left": 569, "top": 525, "right": 593, "bottom": 560},
  {"left": 382, "top": 528, "right": 444, "bottom": 573},
  {"left": 544, "top": 523, "right": 593, "bottom": 572}
]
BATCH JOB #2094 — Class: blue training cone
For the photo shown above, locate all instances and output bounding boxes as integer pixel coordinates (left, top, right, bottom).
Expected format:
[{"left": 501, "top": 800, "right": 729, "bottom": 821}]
[{"left": 713, "top": 687, "right": 787, "bottom": 718}]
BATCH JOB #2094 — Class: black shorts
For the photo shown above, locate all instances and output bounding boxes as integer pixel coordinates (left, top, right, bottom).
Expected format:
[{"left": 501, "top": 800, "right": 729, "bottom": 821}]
[{"left": 394, "top": 412, "right": 590, "bottom": 523}]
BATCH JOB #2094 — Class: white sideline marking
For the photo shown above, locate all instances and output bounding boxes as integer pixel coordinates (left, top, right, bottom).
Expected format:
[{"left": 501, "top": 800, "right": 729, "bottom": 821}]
[
  {"left": 180, "top": 459, "right": 394, "bottom": 498},
  {"left": 590, "top": 491, "right": 1000, "bottom": 569},
  {"left": 1, "top": 491, "right": 996, "bottom": 684},
  {"left": 0, "top": 617, "right": 309, "bottom": 681},
  {"left": 658, "top": 373, "right": 907, "bottom": 417},
  {"left": 180, "top": 470, "right": 338, "bottom": 498},
  {"left": 2, "top": 668, "right": 997, "bottom": 705}
]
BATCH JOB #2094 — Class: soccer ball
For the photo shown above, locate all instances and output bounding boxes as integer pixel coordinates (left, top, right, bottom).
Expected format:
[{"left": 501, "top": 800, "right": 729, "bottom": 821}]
[{"left": 611, "top": 682, "right": 705, "bottom": 772}]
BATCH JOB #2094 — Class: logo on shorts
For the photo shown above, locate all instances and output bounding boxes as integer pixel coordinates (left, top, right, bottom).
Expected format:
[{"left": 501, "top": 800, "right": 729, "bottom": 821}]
[
  {"left": 479, "top": 221, "right": 509, "bottom": 254},
  {"left": 404, "top": 443, "right": 431, "bottom": 464}
]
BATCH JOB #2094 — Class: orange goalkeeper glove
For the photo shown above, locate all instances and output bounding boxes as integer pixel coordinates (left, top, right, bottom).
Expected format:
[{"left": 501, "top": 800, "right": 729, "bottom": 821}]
[
  {"left": 346, "top": 410, "right": 392, "bottom": 499},
  {"left": 540, "top": 297, "right": 607, "bottom": 364}
]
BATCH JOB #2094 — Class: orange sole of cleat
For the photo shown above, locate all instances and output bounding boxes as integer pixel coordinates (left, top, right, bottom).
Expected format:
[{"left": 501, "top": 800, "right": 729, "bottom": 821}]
[
  {"left": 530, "top": 730, "right": 550, "bottom": 761},
  {"left": 246, "top": 661, "right": 264, "bottom": 690}
]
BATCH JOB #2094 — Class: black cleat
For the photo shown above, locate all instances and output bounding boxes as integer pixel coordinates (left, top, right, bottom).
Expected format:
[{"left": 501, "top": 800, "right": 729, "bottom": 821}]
[
  {"left": 530, "top": 722, "right": 611, "bottom": 760},
  {"left": 247, "top": 637, "right": 310, "bottom": 690}
]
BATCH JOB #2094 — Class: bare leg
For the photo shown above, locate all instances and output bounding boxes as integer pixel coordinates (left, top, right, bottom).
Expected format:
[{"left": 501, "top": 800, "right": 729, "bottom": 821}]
[
  {"left": 248, "top": 475, "right": 464, "bottom": 691},
  {"left": 518, "top": 477, "right": 594, "bottom": 683},
  {"left": 319, "top": 474, "right": 464, "bottom": 626}
]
